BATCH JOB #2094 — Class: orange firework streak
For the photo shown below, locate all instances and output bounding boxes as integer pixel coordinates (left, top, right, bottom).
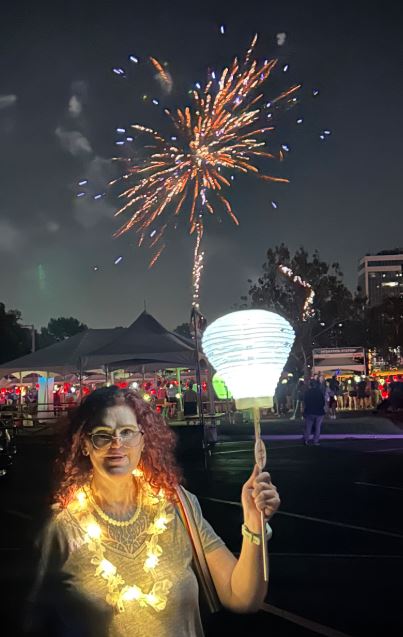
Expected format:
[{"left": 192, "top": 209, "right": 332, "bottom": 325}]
[{"left": 112, "top": 36, "right": 300, "bottom": 307}]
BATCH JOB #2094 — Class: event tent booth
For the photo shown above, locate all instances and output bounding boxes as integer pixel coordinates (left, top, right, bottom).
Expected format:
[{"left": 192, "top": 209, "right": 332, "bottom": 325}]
[{"left": 0, "top": 312, "right": 200, "bottom": 408}]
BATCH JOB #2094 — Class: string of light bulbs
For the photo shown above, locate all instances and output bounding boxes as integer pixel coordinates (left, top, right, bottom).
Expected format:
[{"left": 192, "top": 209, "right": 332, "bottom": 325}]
[
  {"left": 278, "top": 265, "right": 315, "bottom": 320},
  {"left": 71, "top": 476, "right": 174, "bottom": 613}
]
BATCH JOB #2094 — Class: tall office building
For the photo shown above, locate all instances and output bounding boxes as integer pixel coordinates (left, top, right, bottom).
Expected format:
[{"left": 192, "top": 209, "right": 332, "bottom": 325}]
[{"left": 358, "top": 251, "right": 403, "bottom": 306}]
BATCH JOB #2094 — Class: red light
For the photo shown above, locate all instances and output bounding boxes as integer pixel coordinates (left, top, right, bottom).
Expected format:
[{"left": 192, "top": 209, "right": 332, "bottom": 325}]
[{"left": 118, "top": 382, "right": 128, "bottom": 389}]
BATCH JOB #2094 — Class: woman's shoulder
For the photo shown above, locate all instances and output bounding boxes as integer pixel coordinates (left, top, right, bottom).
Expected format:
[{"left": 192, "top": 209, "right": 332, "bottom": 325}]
[
  {"left": 44, "top": 500, "right": 87, "bottom": 552},
  {"left": 178, "top": 486, "right": 225, "bottom": 553}
]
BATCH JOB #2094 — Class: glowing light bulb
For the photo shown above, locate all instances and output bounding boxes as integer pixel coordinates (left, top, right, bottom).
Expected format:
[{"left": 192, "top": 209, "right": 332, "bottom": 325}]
[
  {"left": 202, "top": 310, "right": 295, "bottom": 409},
  {"left": 145, "top": 554, "right": 159, "bottom": 569},
  {"left": 122, "top": 586, "right": 142, "bottom": 601},
  {"left": 100, "top": 559, "right": 117, "bottom": 576},
  {"left": 146, "top": 593, "right": 158, "bottom": 606},
  {"left": 86, "top": 522, "right": 102, "bottom": 539},
  {"left": 76, "top": 490, "right": 87, "bottom": 507},
  {"left": 132, "top": 468, "right": 143, "bottom": 477},
  {"left": 155, "top": 516, "right": 167, "bottom": 531}
]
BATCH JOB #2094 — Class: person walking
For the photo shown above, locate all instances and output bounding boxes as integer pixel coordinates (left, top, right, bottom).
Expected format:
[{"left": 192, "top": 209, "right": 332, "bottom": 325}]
[{"left": 303, "top": 380, "right": 325, "bottom": 446}]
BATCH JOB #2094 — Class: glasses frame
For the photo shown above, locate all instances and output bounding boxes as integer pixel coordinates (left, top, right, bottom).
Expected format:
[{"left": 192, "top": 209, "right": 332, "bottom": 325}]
[{"left": 88, "top": 429, "right": 144, "bottom": 450}]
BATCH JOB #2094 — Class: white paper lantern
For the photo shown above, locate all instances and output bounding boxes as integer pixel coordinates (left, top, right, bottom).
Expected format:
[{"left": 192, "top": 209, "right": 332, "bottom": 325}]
[{"left": 202, "top": 309, "right": 295, "bottom": 409}]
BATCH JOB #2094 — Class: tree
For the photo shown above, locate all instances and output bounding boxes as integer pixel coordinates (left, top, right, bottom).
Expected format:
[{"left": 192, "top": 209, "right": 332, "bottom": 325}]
[
  {"left": 38, "top": 316, "right": 88, "bottom": 347},
  {"left": 173, "top": 322, "right": 192, "bottom": 340},
  {"left": 0, "top": 303, "right": 31, "bottom": 363},
  {"left": 240, "top": 244, "right": 360, "bottom": 373},
  {"left": 366, "top": 297, "right": 403, "bottom": 365}
]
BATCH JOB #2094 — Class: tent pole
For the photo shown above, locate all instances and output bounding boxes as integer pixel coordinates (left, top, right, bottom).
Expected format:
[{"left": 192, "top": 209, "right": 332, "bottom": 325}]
[
  {"left": 176, "top": 368, "right": 183, "bottom": 412},
  {"left": 19, "top": 371, "right": 23, "bottom": 415},
  {"left": 190, "top": 309, "right": 204, "bottom": 429},
  {"left": 79, "top": 358, "right": 83, "bottom": 399}
]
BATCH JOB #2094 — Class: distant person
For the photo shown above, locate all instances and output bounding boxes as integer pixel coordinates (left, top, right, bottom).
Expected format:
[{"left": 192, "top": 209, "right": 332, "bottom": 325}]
[
  {"left": 156, "top": 381, "right": 167, "bottom": 401},
  {"left": 337, "top": 380, "right": 345, "bottom": 411},
  {"left": 166, "top": 383, "right": 178, "bottom": 418},
  {"left": 291, "top": 380, "right": 305, "bottom": 420},
  {"left": 53, "top": 390, "right": 62, "bottom": 416},
  {"left": 357, "top": 378, "right": 367, "bottom": 409},
  {"left": 348, "top": 379, "right": 358, "bottom": 410},
  {"left": 183, "top": 382, "right": 198, "bottom": 418},
  {"left": 303, "top": 380, "right": 325, "bottom": 446},
  {"left": 326, "top": 380, "right": 337, "bottom": 420},
  {"left": 275, "top": 380, "right": 288, "bottom": 416},
  {"left": 370, "top": 378, "right": 381, "bottom": 409},
  {"left": 166, "top": 383, "right": 177, "bottom": 403}
]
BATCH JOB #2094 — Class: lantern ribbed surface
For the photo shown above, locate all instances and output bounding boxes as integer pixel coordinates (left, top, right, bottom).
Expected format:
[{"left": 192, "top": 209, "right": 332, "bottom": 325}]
[{"left": 202, "top": 309, "right": 295, "bottom": 408}]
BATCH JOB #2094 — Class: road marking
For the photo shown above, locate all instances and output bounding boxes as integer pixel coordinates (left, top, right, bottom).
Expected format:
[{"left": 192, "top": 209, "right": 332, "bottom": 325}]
[
  {"left": 367, "top": 447, "right": 403, "bottom": 454},
  {"left": 213, "top": 449, "right": 253, "bottom": 455},
  {"left": 214, "top": 444, "right": 306, "bottom": 455},
  {"left": 261, "top": 602, "right": 354, "bottom": 637},
  {"left": 200, "top": 497, "right": 403, "bottom": 539},
  {"left": 267, "top": 553, "right": 403, "bottom": 558},
  {"left": 354, "top": 481, "right": 403, "bottom": 492}
]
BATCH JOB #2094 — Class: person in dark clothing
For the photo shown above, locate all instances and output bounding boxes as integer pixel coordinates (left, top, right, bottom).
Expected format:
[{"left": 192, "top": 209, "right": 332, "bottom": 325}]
[
  {"left": 183, "top": 382, "right": 198, "bottom": 418},
  {"left": 303, "top": 380, "right": 325, "bottom": 445}
]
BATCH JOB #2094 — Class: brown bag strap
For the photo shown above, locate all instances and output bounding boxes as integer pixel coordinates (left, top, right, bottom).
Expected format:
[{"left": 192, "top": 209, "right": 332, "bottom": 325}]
[{"left": 176, "top": 486, "right": 221, "bottom": 613}]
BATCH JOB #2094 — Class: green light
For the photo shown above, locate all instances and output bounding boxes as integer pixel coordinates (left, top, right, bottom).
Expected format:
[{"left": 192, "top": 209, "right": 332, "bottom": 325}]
[{"left": 212, "top": 373, "right": 232, "bottom": 399}]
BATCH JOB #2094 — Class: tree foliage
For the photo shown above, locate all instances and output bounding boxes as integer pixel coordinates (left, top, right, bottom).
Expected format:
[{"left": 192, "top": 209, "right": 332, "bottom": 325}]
[
  {"left": 241, "top": 244, "right": 362, "bottom": 372},
  {"left": 0, "top": 303, "right": 31, "bottom": 363},
  {"left": 40, "top": 317, "right": 88, "bottom": 345},
  {"left": 173, "top": 322, "right": 192, "bottom": 340}
]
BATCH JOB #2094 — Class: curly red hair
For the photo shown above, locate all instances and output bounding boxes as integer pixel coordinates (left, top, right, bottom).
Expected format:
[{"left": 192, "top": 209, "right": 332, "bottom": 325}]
[{"left": 55, "top": 386, "right": 182, "bottom": 507}]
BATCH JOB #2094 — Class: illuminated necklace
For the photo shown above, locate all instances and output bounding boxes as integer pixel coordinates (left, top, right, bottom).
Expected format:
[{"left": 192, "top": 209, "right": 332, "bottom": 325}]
[
  {"left": 85, "top": 481, "right": 143, "bottom": 527},
  {"left": 72, "top": 476, "right": 175, "bottom": 613}
]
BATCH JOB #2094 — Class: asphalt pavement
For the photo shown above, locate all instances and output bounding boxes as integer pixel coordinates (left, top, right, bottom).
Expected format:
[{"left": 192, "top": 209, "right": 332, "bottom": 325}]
[{"left": 1, "top": 416, "right": 402, "bottom": 636}]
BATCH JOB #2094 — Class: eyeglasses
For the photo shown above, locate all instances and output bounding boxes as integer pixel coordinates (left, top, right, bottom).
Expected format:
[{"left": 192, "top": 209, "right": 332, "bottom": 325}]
[{"left": 88, "top": 428, "right": 144, "bottom": 450}]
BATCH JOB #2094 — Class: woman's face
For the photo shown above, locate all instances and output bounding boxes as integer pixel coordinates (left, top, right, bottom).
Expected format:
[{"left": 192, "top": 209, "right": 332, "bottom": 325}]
[{"left": 83, "top": 404, "right": 144, "bottom": 478}]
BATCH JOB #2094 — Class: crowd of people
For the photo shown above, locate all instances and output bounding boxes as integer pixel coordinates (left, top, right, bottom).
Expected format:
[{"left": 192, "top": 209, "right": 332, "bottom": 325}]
[{"left": 273, "top": 373, "right": 399, "bottom": 419}]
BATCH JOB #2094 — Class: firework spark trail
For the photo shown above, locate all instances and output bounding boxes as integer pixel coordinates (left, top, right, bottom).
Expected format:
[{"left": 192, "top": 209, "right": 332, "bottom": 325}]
[
  {"left": 278, "top": 265, "right": 315, "bottom": 321},
  {"left": 112, "top": 36, "right": 301, "bottom": 305},
  {"left": 150, "top": 57, "right": 173, "bottom": 94}
]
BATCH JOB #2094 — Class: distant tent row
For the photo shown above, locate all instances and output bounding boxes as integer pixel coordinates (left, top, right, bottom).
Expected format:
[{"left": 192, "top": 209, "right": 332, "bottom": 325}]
[{"left": 0, "top": 311, "right": 197, "bottom": 377}]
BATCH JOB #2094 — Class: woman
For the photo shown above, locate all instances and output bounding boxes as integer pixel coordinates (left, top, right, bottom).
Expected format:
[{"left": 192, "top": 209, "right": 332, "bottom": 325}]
[{"left": 28, "top": 386, "right": 279, "bottom": 636}]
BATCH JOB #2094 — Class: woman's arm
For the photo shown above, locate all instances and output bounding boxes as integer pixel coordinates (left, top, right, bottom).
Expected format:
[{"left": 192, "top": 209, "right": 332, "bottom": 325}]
[
  {"left": 206, "top": 537, "right": 267, "bottom": 613},
  {"left": 205, "top": 465, "right": 279, "bottom": 613}
]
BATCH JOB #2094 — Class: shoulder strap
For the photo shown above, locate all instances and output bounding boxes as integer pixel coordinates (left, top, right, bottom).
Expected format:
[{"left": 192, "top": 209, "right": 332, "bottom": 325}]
[{"left": 176, "top": 486, "right": 221, "bottom": 613}]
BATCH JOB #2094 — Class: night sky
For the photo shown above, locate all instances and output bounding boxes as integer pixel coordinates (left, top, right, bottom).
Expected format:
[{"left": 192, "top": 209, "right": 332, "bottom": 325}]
[{"left": 1, "top": 1, "right": 402, "bottom": 332}]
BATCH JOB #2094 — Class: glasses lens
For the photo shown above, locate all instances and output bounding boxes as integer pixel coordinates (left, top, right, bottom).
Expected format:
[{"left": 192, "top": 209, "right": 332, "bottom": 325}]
[
  {"left": 90, "top": 429, "right": 143, "bottom": 449},
  {"left": 120, "top": 429, "right": 142, "bottom": 446},
  {"left": 91, "top": 433, "right": 112, "bottom": 449}
]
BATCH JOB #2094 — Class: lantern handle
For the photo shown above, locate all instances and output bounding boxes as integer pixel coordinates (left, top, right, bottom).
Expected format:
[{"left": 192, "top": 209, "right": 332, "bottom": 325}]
[{"left": 253, "top": 406, "right": 269, "bottom": 582}]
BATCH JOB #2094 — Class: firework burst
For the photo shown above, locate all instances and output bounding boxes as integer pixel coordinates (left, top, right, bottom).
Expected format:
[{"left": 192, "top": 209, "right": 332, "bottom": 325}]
[{"left": 112, "top": 36, "right": 300, "bottom": 307}]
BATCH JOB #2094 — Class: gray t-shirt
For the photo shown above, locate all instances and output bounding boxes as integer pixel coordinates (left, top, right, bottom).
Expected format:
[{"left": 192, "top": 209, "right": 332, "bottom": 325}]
[{"left": 31, "top": 487, "right": 224, "bottom": 637}]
